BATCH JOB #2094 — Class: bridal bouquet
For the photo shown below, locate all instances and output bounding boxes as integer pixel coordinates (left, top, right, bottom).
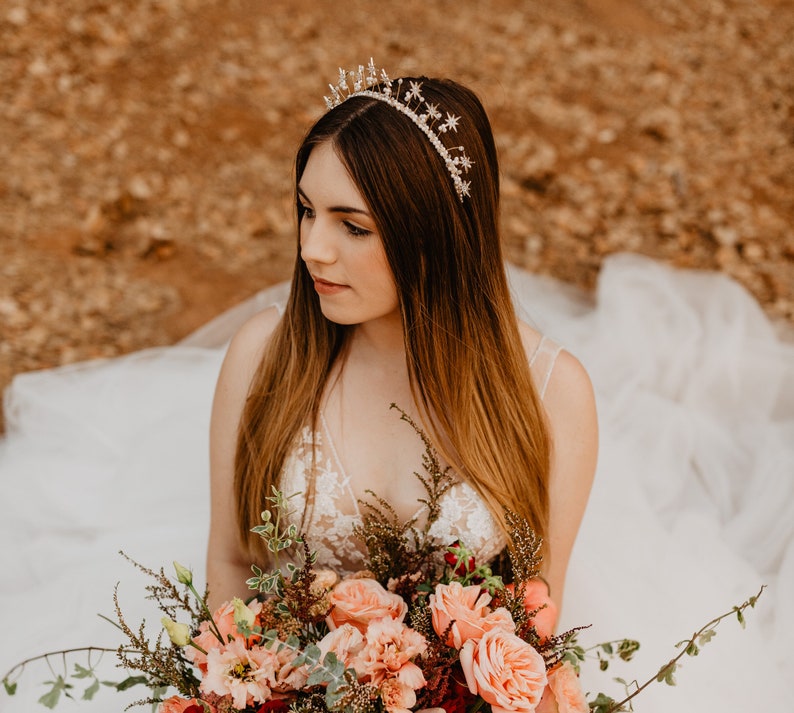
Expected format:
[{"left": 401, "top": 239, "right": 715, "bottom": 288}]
[
  {"left": 108, "top": 407, "right": 592, "bottom": 713},
  {"left": 2, "top": 409, "right": 763, "bottom": 713},
  {"left": 146, "top": 521, "right": 579, "bottom": 713}
]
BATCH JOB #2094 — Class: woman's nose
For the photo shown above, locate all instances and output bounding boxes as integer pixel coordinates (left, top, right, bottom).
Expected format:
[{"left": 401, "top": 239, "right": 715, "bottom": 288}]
[{"left": 300, "top": 217, "right": 337, "bottom": 265}]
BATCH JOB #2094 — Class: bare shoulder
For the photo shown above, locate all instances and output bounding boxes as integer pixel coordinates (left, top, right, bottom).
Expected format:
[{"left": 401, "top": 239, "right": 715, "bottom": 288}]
[
  {"left": 516, "top": 319, "right": 544, "bottom": 358},
  {"left": 222, "top": 307, "right": 281, "bottom": 380},
  {"left": 516, "top": 320, "right": 595, "bottom": 417},
  {"left": 212, "top": 306, "right": 282, "bottom": 418},
  {"left": 516, "top": 319, "right": 598, "bottom": 485}
]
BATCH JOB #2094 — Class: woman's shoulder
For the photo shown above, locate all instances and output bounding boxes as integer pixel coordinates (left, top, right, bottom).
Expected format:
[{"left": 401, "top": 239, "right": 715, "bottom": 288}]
[
  {"left": 226, "top": 306, "right": 282, "bottom": 359},
  {"left": 517, "top": 320, "right": 596, "bottom": 430},
  {"left": 214, "top": 306, "right": 282, "bottom": 402}
]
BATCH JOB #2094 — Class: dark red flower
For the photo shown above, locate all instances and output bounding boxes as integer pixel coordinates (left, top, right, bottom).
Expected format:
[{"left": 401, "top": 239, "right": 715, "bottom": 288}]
[
  {"left": 257, "top": 700, "right": 291, "bottom": 713},
  {"left": 444, "top": 541, "right": 476, "bottom": 577},
  {"left": 439, "top": 679, "right": 477, "bottom": 713}
]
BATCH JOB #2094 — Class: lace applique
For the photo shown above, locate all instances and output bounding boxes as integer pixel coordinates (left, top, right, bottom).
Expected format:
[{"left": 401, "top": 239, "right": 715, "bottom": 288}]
[
  {"left": 280, "top": 426, "right": 506, "bottom": 576},
  {"left": 280, "top": 426, "right": 369, "bottom": 573}
]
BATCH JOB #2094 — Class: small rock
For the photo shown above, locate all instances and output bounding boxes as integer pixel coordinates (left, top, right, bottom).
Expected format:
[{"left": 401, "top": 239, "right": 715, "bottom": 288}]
[
  {"left": 7, "top": 6, "right": 29, "bottom": 26},
  {"left": 597, "top": 128, "right": 617, "bottom": 144},
  {"left": 713, "top": 225, "right": 739, "bottom": 247},
  {"left": 172, "top": 129, "right": 190, "bottom": 148},
  {"left": 636, "top": 106, "right": 681, "bottom": 141},
  {"left": 741, "top": 241, "right": 765, "bottom": 263},
  {"left": 128, "top": 175, "right": 153, "bottom": 200}
]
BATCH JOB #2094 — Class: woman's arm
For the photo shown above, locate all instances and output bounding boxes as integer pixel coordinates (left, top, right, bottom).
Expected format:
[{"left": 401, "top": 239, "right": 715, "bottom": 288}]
[
  {"left": 540, "top": 349, "right": 598, "bottom": 612},
  {"left": 206, "top": 306, "right": 281, "bottom": 610}
]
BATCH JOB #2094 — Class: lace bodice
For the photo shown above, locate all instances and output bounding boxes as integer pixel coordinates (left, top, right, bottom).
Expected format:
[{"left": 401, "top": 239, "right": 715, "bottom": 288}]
[{"left": 280, "top": 336, "right": 562, "bottom": 575}]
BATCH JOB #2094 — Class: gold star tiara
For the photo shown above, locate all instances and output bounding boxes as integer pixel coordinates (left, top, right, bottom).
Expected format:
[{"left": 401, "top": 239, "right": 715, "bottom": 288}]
[{"left": 323, "top": 59, "right": 473, "bottom": 201}]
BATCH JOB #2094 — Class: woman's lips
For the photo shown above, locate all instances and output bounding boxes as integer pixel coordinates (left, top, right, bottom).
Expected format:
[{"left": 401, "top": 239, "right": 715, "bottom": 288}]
[{"left": 312, "top": 277, "right": 349, "bottom": 295}]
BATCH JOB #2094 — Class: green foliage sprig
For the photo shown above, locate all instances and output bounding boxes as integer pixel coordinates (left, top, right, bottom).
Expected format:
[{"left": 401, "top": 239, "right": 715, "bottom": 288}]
[{"left": 586, "top": 586, "right": 765, "bottom": 713}]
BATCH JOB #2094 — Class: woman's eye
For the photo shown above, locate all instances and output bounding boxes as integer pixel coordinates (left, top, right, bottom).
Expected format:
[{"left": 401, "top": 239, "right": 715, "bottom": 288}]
[
  {"left": 344, "top": 221, "right": 371, "bottom": 238},
  {"left": 300, "top": 204, "right": 315, "bottom": 219}
]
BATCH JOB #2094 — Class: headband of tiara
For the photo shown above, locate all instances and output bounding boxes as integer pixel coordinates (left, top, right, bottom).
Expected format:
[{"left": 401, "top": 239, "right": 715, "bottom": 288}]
[{"left": 323, "top": 59, "right": 473, "bottom": 201}]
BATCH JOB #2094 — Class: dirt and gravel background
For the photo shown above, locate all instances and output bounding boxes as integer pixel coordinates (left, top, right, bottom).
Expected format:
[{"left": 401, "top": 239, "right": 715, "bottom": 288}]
[{"left": 2, "top": 0, "right": 793, "bottom": 429}]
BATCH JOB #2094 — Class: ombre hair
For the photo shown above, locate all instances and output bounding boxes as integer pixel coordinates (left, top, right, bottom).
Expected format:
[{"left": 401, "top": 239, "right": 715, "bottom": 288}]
[{"left": 235, "top": 77, "right": 551, "bottom": 563}]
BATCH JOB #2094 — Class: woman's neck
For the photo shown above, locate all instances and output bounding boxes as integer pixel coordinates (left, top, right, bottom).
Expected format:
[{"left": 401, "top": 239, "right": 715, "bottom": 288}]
[{"left": 348, "top": 312, "right": 405, "bottom": 365}]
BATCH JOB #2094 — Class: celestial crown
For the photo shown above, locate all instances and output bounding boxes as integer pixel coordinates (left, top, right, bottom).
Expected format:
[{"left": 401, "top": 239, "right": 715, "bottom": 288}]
[{"left": 324, "top": 59, "right": 473, "bottom": 201}]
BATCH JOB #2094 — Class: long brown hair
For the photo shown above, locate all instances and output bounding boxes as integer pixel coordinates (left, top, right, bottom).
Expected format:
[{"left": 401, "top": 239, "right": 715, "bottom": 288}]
[{"left": 235, "top": 76, "right": 551, "bottom": 561}]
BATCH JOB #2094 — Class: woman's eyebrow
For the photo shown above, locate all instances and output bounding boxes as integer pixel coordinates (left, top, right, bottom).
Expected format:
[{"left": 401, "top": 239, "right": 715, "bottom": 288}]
[{"left": 297, "top": 186, "right": 371, "bottom": 217}]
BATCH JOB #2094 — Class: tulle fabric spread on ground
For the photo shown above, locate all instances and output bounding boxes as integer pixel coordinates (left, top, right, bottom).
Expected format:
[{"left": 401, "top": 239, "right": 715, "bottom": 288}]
[{"left": 1, "top": 254, "right": 791, "bottom": 712}]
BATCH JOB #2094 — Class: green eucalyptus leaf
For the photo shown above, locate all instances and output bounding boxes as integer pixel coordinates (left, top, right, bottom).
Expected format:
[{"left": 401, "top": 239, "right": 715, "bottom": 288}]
[
  {"left": 656, "top": 663, "right": 677, "bottom": 686},
  {"left": 699, "top": 629, "right": 717, "bottom": 646},
  {"left": 38, "top": 677, "right": 72, "bottom": 709},
  {"left": 618, "top": 639, "right": 640, "bottom": 661},
  {"left": 72, "top": 663, "right": 93, "bottom": 680},
  {"left": 82, "top": 678, "right": 100, "bottom": 701},
  {"left": 3, "top": 679, "right": 17, "bottom": 696},
  {"left": 587, "top": 692, "right": 617, "bottom": 713},
  {"left": 306, "top": 668, "right": 331, "bottom": 687},
  {"left": 115, "top": 675, "right": 149, "bottom": 691}
]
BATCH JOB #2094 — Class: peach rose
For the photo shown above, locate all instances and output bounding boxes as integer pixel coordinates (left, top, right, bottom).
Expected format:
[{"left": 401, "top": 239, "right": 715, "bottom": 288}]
[
  {"left": 430, "top": 582, "right": 510, "bottom": 649},
  {"left": 506, "top": 580, "right": 558, "bottom": 640},
  {"left": 327, "top": 578, "right": 408, "bottom": 633},
  {"left": 159, "top": 696, "right": 211, "bottom": 713},
  {"left": 544, "top": 662, "right": 588, "bottom": 713},
  {"left": 459, "top": 628, "right": 548, "bottom": 713}
]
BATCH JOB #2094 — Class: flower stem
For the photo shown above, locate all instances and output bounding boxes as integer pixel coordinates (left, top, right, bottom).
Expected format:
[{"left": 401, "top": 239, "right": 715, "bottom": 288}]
[
  {"left": 606, "top": 586, "right": 764, "bottom": 713},
  {"left": 2, "top": 646, "right": 133, "bottom": 686}
]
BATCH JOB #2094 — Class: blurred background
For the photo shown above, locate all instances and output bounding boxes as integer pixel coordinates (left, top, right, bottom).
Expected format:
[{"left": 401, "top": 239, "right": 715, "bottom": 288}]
[{"left": 2, "top": 0, "right": 793, "bottom": 429}]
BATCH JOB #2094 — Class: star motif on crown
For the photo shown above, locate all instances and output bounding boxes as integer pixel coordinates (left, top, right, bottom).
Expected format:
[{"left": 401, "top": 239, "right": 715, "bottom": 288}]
[{"left": 323, "top": 59, "right": 474, "bottom": 201}]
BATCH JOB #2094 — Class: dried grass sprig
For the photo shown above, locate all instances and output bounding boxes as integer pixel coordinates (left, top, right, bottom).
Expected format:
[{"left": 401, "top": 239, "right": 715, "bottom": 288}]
[{"left": 354, "top": 404, "right": 455, "bottom": 582}]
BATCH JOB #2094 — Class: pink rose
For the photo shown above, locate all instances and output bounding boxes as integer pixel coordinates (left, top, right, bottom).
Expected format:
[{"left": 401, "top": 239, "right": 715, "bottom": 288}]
[
  {"left": 459, "top": 628, "right": 548, "bottom": 713},
  {"left": 380, "top": 677, "right": 418, "bottom": 713},
  {"left": 541, "top": 662, "right": 588, "bottom": 713},
  {"left": 327, "top": 578, "right": 408, "bottom": 633},
  {"left": 356, "top": 618, "right": 428, "bottom": 688},
  {"left": 430, "top": 582, "right": 511, "bottom": 649},
  {"left": 160, "top": 696, "right": 212, "bottom": 713},
  {"left": 506, "top": 580, "right": 558, "bottom": 640}
]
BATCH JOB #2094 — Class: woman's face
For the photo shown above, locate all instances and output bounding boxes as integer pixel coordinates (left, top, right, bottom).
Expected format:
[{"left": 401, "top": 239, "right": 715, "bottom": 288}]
[{"left": 298, "top": 141, "right": 400, "bottom": 327}]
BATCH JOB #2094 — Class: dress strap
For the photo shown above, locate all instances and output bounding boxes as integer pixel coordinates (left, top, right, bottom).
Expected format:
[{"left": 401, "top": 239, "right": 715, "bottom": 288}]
[{"left": 528, "top": 335, "right": 563, "bottom": 401}]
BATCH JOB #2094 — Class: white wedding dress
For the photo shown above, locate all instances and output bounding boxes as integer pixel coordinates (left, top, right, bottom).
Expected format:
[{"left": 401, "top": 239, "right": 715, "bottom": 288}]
[{"left": 1, "top": 254, "right": 792, "bottom": 713}]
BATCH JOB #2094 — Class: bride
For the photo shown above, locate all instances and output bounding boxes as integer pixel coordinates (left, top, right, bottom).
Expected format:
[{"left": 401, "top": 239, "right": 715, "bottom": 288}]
[
  {"left": 206, "top": 65, "right": 597, "bottom": 616},
  {"left": 1, "top": 64, "right": 792, "bottom": 712}
]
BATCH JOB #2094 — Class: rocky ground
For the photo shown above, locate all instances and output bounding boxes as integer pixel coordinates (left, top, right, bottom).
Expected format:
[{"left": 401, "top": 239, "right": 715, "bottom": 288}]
[{"left": 2, "top": 0, "right": 793, "bottom": 430}]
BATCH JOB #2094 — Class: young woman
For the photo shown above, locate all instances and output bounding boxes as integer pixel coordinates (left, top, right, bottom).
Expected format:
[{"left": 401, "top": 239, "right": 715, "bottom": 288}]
[{"left": 205, "top": 68, "right": 598, "bottom": 613}]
